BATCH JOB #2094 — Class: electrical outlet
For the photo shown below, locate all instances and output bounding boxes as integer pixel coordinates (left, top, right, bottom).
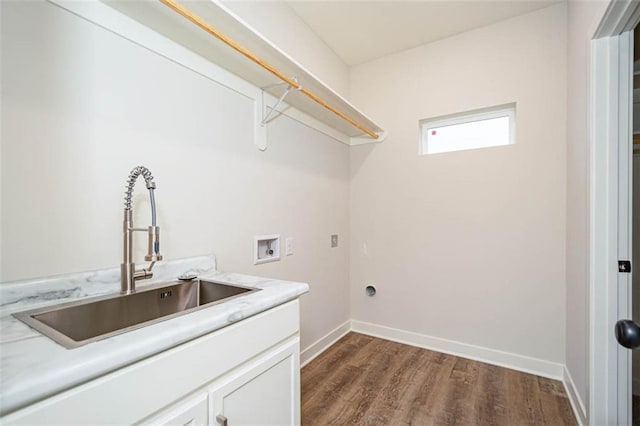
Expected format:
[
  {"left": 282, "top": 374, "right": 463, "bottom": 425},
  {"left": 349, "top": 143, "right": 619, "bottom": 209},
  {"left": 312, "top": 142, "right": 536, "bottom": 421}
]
[
  {"left": 331, "top": 234, "right": 338, "bottom": 248},
  {"left": 285, "top": 237, "right": 294, "bottom": 256}
]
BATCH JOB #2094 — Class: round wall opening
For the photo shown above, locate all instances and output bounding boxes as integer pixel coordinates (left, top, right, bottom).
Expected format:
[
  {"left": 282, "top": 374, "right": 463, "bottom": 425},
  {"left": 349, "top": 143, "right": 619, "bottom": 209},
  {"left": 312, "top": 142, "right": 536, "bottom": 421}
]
[{"left": 365, "top": 285, "right": 376, "bottom": 297}]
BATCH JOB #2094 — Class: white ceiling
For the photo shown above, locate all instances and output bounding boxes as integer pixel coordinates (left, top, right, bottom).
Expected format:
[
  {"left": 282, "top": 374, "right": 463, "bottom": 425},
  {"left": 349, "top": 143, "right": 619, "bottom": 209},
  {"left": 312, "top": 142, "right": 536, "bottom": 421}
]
[{"left": 285, "top": 1, "right": 560, "bottom": 66}]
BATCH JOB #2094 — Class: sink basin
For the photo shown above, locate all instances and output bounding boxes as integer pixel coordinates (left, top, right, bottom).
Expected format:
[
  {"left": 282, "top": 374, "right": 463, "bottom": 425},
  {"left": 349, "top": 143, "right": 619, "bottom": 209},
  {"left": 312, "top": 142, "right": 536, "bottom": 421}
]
[{"left": 13, "top": 279, "right": 260, "bottom": 349}]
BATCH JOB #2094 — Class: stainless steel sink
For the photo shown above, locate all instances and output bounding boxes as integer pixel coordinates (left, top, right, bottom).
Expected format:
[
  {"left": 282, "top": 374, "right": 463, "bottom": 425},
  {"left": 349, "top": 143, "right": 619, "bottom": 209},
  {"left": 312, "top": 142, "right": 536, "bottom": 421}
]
[{"left": 13, "top": 279, "right": 259, "bottom": 349}]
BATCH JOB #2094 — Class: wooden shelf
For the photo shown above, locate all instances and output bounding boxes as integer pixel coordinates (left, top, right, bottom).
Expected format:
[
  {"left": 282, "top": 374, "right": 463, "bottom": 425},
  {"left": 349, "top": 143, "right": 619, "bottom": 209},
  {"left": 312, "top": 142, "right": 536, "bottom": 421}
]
[{"left": 103, "top": 0, "right": 385, "bottom": 143}]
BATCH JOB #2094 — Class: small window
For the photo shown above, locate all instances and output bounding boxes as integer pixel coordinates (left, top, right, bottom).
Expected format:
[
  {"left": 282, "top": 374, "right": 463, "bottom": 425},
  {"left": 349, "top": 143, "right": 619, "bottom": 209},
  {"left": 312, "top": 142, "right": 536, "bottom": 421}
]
[{"left": 419, "top": 103, "right": 515, "bottom": 155}]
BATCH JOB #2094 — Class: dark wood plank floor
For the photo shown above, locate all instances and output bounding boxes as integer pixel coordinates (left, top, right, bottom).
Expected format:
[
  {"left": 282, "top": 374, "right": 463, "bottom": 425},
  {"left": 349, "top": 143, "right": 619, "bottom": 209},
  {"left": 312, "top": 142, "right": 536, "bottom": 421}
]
[{"left": 301, "top": 333, "right": 576, "bottom": 426}]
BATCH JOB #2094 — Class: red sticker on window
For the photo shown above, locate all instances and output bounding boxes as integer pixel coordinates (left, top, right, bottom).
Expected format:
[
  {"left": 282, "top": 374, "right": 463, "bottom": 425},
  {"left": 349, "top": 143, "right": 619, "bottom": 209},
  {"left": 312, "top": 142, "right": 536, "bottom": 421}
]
[{"left": 431, "top": 130, "right": 437, "bottom": 136}]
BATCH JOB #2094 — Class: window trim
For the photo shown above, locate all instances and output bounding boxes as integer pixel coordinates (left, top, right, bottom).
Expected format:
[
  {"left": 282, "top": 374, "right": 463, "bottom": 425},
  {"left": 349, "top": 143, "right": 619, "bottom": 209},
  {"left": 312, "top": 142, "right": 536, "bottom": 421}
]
[{"left": 419, "top": 103, "right": 516, "bottom": 155}]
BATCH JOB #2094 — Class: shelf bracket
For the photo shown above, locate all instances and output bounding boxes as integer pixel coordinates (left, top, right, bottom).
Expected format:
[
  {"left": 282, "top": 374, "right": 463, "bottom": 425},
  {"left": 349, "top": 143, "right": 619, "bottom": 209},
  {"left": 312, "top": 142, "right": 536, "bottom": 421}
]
[
  {"left": 254, "top": 79, "right": 300, "bottom": 151},
  {"left": 260, "top": 78, "right": 299, "bottom": 126},
  {"left": 262, "top": 84, "right": 291, "bottom": 125},
  {"left": 253, "top": 97, "right": 267, "bottom": 151}
]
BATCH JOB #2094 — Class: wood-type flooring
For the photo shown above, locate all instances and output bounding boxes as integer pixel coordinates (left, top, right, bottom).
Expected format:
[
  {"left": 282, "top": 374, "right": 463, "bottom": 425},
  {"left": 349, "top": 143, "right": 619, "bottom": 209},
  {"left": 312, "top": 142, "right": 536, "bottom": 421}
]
[{"left": 301, "top": 333, "right": 576, "bottom": 426}]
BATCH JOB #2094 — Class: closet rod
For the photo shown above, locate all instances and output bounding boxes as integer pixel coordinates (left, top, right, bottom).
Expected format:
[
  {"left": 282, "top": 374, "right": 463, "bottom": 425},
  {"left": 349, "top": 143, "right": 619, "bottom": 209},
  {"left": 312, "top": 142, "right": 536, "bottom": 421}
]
[{"left": 160, "top": 0, "right": 379, "bottom": 140}]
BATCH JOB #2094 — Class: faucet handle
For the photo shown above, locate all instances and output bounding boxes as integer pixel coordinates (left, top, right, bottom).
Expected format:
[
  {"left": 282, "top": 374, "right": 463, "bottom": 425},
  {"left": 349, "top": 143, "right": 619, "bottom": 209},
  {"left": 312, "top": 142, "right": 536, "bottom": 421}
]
[{"left": 145, "top": 226, "right": 163, "bottom": 261}]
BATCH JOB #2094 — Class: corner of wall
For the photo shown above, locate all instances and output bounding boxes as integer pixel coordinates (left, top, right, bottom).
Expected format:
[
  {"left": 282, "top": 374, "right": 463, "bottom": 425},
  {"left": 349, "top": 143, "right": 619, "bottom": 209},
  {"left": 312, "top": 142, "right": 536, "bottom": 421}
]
[
  {"left": 563, "top": 366, "right": 587, "bottom": 425},
  {"left": 300, "top": 320, "right": 351, "bottom": 367}
]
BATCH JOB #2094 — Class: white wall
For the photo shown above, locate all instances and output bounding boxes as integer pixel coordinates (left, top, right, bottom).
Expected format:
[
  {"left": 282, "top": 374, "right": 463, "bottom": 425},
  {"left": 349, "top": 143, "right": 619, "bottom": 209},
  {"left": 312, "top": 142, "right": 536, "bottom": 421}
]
[
  {"left": 0, "top": 0, "right": 350, "bottom": 352},
  {"left": 349, "top": 5, "right": 568, "bottom": 367},
  {"left": 220, "top": 1, "right": 350, "bottom": 98},
  {"left": 565, "top": 0, "right": 608, "bottom": 412}
]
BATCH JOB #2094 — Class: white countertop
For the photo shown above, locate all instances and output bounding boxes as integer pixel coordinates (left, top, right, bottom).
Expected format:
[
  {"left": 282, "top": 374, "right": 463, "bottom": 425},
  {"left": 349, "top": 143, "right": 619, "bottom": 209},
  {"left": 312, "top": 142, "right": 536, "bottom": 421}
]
[{"left": 0, "top": 256, "right": 309, "bottom": 416}]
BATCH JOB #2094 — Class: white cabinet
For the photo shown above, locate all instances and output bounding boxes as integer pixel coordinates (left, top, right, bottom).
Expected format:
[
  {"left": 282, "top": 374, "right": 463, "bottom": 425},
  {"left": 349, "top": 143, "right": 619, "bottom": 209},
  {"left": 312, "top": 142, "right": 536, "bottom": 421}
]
[
  {"left": 2, "top": 300, "right": 301, "bottom": 426},
  {"left": 209, "top": 339, "right": 299, "bottom": 426}
]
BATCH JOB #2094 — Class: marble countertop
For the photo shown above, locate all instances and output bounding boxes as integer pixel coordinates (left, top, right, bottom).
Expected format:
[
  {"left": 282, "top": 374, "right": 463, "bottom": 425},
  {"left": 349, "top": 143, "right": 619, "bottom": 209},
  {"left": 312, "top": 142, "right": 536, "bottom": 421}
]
[{"left": 0, "top": 255, "right": 309, "bottom": 416}]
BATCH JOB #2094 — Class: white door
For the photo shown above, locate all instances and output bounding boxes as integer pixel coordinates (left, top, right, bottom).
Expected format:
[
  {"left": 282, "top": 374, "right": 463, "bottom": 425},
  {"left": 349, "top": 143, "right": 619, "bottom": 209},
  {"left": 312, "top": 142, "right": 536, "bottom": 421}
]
[
  {"left": 209, "top": 339, "right": 300, "bottom": 426},
  {"left": 614, "top": 28, "right": 634, "bottom": 424},
  {"left": 592, "top": 15, "right": 636, "bottom": 425}
]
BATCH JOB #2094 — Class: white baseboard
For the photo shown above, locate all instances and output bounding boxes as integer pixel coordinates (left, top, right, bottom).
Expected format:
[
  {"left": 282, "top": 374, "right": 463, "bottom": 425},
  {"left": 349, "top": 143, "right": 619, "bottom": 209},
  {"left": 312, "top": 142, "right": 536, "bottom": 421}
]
[
  {"left": 350, "top": 320, "right": 564, "bottom": 380},
  {"left": 562, "top": 366, "right": 586, "bottom": 426},
  {"left": 300, "top": 320, "right": 351, "bottom": 367}
]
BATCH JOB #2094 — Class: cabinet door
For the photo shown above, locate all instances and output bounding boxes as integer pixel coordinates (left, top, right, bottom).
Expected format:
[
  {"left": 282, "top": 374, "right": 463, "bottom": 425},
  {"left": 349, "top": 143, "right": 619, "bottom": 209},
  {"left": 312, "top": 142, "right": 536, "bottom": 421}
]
[
  {"left": 140, "top": 393, "right": 207, "bottom": 426},
  {"left": 210, "top": 338, "right": 300, "bottom": 426}
]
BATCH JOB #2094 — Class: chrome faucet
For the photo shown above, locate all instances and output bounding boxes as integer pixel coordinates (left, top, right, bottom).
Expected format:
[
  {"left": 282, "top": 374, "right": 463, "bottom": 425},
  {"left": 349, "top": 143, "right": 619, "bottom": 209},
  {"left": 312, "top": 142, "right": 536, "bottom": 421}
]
[{"left": 121, "top": 166, "right": 163, "bottom": 294}]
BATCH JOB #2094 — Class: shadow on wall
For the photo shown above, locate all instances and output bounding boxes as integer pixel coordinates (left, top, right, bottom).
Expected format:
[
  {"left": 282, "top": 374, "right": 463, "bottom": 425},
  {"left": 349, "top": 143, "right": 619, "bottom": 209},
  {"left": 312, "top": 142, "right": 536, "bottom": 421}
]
[
  {"left": 349, "top": 143, "right": 377, "bottom": 179},
  {"left": 257, "top": 112, "right": 350, "bottom": 182}
]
